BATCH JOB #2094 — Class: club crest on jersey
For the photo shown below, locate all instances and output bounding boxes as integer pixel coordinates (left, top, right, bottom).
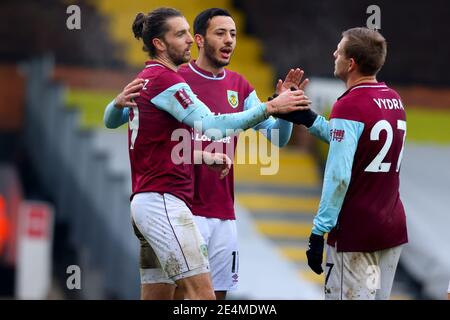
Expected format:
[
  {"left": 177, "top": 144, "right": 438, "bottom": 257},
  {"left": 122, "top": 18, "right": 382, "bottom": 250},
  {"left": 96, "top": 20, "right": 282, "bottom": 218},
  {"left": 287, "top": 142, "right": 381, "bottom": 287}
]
[
  {"left": 174, "top": 88, "right": 193, "bottom": 109},
  {"left": 330, "top": 129, "right": 345, "bottom": 142},
  {"left": 227, "top": 90, "right": 239, "bottom": 108}
]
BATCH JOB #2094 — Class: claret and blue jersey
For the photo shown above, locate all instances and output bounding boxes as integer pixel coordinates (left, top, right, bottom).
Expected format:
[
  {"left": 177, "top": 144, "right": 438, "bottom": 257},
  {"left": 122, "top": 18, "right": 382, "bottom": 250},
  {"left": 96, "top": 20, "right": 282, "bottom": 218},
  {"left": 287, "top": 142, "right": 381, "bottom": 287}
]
[
  {"left": 308, "top": 82, "right": 408, "bottom": 252},
  {"left": 104, "top": 60, "right": 293, "bottom": 220}
]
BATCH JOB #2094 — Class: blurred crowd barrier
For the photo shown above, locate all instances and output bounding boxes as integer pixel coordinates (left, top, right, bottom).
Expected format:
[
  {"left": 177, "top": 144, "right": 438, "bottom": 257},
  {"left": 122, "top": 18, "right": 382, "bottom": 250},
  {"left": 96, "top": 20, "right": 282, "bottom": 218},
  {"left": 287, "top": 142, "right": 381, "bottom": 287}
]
[{"left": 23, "top": 56, "right": 139, "bottom": 299}]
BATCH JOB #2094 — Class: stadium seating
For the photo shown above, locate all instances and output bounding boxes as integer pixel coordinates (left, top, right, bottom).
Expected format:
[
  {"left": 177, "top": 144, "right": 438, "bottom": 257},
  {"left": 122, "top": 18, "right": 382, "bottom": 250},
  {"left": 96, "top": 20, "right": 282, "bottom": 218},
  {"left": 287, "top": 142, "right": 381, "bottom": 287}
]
[{"left": 94, "top": 0, "right": 274, "bottom": 101}]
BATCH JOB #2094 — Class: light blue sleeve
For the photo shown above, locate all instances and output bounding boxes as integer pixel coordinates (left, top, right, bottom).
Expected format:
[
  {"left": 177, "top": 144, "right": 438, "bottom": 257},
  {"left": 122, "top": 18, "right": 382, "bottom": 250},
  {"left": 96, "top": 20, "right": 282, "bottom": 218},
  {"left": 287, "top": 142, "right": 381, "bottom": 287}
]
[
  {"left": 151, "top": 83, "right": 268, "bottom": 139},
  {"left": 104, "top": 100, "right": 129, "bottom": 129},
  {"left": 312, "top": 118, "right": 364, "bottom": 236},
  {"left": 244, "top": 90, "right": 293, "bottom": 147},
  {"left": 308, "top": 115, "right": 330, "bottom": 144}
]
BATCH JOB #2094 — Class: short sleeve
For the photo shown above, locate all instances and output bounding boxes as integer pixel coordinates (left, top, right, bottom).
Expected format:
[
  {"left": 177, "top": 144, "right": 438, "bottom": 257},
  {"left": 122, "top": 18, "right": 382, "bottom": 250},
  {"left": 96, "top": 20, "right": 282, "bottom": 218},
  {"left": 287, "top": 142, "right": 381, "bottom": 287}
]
[{"left": 150, "top": 82, "right": 203, "bottom": 122}]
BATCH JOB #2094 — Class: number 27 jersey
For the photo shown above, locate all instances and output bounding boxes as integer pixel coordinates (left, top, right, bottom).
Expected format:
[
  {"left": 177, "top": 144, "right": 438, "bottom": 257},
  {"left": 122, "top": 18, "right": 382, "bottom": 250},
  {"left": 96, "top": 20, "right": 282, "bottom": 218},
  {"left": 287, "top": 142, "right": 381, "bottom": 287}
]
[{"left": 327, "top": 82, "right": 408, "bottom": 252}]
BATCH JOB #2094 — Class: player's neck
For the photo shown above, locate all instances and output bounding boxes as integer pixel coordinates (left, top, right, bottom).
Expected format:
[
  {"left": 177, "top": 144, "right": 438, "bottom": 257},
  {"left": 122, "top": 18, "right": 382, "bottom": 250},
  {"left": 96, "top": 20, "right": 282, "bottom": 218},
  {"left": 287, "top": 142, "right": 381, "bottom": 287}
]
[
  {"left": 346, "top": 74, "right": 377, "bottom": 89},
  {"left": 154, "top": 56, "right": 179, "bottom": 72},
  {"left": 196, "top": 55, "right": 224, "bottom": 76}
]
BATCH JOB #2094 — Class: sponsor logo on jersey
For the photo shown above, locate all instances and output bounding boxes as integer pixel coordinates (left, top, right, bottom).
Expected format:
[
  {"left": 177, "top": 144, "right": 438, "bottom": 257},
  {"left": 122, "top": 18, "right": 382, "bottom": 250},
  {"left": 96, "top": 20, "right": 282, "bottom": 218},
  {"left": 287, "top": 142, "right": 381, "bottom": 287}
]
[
  {"left": 192, "top": 132, "right": 232, "bottom": 144},
  {"left": 174, "top": 88, "right": 193, "bottom": 109},
  {"left": 330, "top": 129, "right": 345, "bottom": 142},
  {"left": 227, "top": 90, "right": 239, "bottom": 108}
]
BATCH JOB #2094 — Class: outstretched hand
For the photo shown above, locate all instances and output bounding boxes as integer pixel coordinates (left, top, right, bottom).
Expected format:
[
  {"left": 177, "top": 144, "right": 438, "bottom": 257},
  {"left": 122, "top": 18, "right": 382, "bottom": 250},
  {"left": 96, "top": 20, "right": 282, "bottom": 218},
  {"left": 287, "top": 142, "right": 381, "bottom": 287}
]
[
  {"left": 276, "top": 68, "right": 310, "bottom": 95},
  {"left": 113, "top": 78, "right": 145, "bottom": 109},
  {"left": 266, "top": 89, "right": 311, "bottom": 115}
]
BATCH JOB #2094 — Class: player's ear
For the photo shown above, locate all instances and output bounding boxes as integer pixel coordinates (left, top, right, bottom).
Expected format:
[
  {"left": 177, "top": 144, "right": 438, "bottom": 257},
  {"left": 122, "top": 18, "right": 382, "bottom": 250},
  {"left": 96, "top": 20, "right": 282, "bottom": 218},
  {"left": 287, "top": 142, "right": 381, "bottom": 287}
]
[
  {"left": 348, "top": 58, "right": 357, "bottom": 73},
  {"left": 194, "top": 34, "right": 204, "bottom": 49},
  {"left": 152, "top": 38, "right": 166, "bottom": 52}
]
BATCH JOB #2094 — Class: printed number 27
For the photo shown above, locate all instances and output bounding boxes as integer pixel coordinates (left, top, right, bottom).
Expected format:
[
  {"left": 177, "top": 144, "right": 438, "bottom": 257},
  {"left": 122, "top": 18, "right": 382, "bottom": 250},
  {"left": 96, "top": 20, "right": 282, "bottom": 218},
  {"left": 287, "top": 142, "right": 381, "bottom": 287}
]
[{"left": 365, "top": 120, "right": 406, "bottom": 173}]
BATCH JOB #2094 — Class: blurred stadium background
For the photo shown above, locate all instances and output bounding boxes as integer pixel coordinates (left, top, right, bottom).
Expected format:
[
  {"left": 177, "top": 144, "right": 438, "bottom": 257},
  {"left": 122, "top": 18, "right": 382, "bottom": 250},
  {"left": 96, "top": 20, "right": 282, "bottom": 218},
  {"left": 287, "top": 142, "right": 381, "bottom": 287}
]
[{"left": 0, "top": 0, "right": 449, "bottom": 299}]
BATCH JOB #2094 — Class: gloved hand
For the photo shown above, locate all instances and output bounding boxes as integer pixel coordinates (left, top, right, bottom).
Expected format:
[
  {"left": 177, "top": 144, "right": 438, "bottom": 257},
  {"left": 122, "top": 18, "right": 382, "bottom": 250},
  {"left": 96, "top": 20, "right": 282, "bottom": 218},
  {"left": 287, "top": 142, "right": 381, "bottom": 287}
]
[
  {"left": 273, "top": 108, "right": 318, "bottom": 127},
  {"left": 306, "top": 233, "right": 324, "bottom": 274},
  {"left": 269, "top": 88, "right": 318, "bottom": 127}
]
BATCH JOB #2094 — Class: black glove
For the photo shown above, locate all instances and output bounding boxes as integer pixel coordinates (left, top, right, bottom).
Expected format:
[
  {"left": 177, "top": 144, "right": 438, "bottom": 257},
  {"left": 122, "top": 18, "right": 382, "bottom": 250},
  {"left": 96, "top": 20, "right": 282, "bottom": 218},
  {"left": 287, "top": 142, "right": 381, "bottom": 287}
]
[
  {"left": 306, "top": 233, "right": 324, "bottom": 274},
  {"left": 274, "top": 109, "right": 318, "bottom": 127},
  {"left": 268, "top": 88, "right": 318, "bottom": 127}
]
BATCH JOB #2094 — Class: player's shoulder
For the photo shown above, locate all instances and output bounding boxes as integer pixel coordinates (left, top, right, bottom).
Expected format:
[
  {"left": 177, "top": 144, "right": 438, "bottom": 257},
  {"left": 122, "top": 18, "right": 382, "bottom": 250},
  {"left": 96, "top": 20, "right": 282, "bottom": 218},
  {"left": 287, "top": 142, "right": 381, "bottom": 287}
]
[
  {"left": 330, "top": 92, "right": 363, "bottom": 121},
  {"left": 224, "top": 68, "right": 254, "bottom": 94},
  {"left": 385, "top": 86, "right": 402, "bottom": 100},
  {"left": 224, "top": 67, "right": 247, "bottom": 82},
  {"left": 331, "top": 82, "right": 391, "bottom": 121},
  {"left": 349, "top": 82, "right": 404, "bottom": 109},
  {"left": 177, "top": 63, "right": 190, "bottom": 76},
  {"left": 137, "top": 61, "right": 187, "bottom": 97},
  {"left": 139, "top": 61, "right": 184, "bottom": 83},
  {"left": 138, "top": 62, "right": 164, "bottom": 77}
]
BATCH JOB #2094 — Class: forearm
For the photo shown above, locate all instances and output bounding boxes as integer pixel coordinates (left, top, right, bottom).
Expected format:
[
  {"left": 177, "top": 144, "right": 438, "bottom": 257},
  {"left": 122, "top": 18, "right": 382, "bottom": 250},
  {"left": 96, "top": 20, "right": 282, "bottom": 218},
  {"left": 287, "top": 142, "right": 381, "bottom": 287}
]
[
  {"left": 308, "top": 115, "right": 330, "bottom": 144},
  {"left": 104, "top": 100, "right": 128, "bottom": 129},
  {"left": 254, "top": 117, "right": 293, "bottom": 147},
  {"left": 182, "top": 102, "right": 268, "bottom": 139},
  {"left": 312, "top": 118, "right": 363, "bottom": 235},
  {"left": 275, "top": 109, "right": 331, "bottom": 144},
  {"left": 152, "top": 83, "right": 269, "bottom": 139},
  {"left": 275, "top": 109, "right": 318, "bottom": 128},
  {"left": 245, "top": 90, "right": 293, "bottom": 146},
  {"left": 312, "top": 166, "right": 351, "bottom": 236},
  {"left": 270, "top": 118, "right": 293, "bottom": 147}
]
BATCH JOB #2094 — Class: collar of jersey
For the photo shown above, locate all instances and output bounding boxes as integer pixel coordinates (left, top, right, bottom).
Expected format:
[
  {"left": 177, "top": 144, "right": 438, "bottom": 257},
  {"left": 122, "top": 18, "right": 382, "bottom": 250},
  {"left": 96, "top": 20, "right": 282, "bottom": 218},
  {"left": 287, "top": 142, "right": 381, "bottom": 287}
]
[
  {"left": 144, "top": 60, "right": 166, "bottom": 69},
  {"left": 338, "top": 82, "right": 387, "bottom": 100},
  {"left": 188, "top": 60, "right": 226, "bottom": 80}
]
